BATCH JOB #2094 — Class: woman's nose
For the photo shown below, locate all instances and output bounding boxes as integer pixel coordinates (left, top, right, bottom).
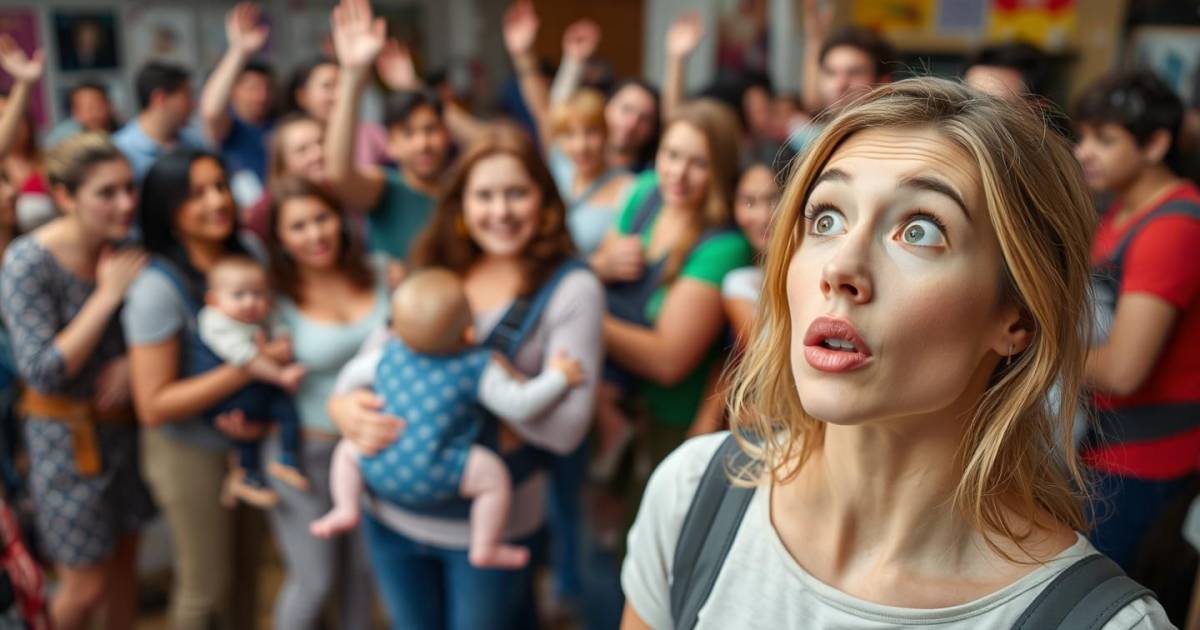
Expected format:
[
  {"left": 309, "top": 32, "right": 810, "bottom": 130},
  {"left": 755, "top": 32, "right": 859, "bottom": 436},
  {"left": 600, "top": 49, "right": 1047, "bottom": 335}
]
[{"left": 819, "top": 238, "right": 873, "bottom": 304}]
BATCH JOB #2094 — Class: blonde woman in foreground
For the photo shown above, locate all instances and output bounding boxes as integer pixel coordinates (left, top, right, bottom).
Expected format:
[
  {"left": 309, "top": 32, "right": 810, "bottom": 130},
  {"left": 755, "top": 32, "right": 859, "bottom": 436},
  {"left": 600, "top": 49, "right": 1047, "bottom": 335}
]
[{"left": 620, "top": 77, "right": 1174, "bottom": 629}]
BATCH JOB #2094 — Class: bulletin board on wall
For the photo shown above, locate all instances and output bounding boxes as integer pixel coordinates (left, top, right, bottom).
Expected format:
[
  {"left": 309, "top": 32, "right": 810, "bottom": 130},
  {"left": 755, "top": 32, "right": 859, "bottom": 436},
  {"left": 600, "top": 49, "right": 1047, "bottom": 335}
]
[{"left": 849, "top": 0, "right": 1078, "bottom": 53}]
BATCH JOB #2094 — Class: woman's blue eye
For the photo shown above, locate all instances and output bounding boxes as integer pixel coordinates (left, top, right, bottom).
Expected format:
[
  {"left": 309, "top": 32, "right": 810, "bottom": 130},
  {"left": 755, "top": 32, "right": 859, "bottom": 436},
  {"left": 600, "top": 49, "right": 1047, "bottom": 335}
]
[
  {"left": 810, "top": 209, "right": 846, "bottom": 236},
  {"left": 900, "top": 218, "right": 946, "bottom": 247}
]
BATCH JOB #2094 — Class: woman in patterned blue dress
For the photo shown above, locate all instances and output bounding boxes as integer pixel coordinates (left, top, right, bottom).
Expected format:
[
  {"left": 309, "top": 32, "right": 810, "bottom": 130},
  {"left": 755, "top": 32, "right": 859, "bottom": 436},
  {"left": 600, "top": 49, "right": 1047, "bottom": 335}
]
[{"left": 0, "top": 133, "right": 155, "bottom": 630}]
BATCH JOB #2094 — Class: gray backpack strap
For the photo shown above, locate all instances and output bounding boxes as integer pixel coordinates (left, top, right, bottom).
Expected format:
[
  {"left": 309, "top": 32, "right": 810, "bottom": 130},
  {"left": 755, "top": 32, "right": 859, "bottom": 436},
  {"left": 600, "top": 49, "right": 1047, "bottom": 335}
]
[
  {"left": 670, "top": 434, "right": 755, "bottom": 630},
  {"left": 1011, "top": 554, "right": 1154, "bottom": 630}
]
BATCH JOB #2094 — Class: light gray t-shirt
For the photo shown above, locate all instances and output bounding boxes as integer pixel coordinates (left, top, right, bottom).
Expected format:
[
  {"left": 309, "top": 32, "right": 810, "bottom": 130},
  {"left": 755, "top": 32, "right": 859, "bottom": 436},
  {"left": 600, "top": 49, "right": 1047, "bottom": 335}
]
[
  {"left": 622, "top": 432, "right": 1174, "bottom": 630},
  {"left": 123, "top": 264, "right": 228, "bottom": 450},
  {"left": 720, "top": 265, "right": 763, "bottom": 303}
]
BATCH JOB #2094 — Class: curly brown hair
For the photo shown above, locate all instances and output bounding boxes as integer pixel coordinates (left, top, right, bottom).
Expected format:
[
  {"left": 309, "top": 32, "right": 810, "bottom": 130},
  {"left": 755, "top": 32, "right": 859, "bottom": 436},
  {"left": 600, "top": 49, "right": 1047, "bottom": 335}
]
[{"left": 408, "top": 126, "right": 575, "bottom": 295}]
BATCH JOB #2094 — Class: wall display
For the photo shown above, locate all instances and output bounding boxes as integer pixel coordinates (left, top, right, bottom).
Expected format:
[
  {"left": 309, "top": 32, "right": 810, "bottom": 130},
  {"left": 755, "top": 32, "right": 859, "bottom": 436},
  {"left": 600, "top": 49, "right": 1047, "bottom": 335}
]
[
  {"left": 125, "top": 6, "right": 199, "bottom": 71},
  {"left": 0, "top": 8, "right": 48, "bottom": 128},
  {"left": 987, "top": 0, "right": 1075, "bottom": 51},
  {"left": 716, "top": 0, "right": 770, "bottom": 76},
  {"left": 53, "top": 9, "right": 121, "bottom": 71},
  {"left": 1131, "top": 26, "right": 1200, "bottom": 108}
]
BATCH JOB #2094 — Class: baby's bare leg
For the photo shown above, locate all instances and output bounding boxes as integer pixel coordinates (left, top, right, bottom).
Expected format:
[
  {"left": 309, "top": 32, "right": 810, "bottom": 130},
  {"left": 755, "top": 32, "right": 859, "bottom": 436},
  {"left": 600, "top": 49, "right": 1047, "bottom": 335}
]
[
  {"left": 309, "top": 440, "right": 363, "bottom": 539},
  {"left": 460, "top": 446, "right": 529, "bottom": 569}
]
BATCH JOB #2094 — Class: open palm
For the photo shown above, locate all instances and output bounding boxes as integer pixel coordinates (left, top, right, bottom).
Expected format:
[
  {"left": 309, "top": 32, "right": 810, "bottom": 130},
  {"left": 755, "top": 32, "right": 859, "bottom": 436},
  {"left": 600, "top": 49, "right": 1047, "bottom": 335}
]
[
  {"left": 376, "top": 39, "right": 419, "bottom": 90},
  {"left": 0, "top": 35, "right": 44, "bottom": 83},
  {"left": 226, "top": 3, "right": 269, "bottom": 56},
  {"left": 331, "top": 0, "right": 385, "bottom": 70},
  {"left": 562, "top": 19, "right": 600, "bottom": 61},
  {"left": 503, "top": 1, "right": 539, "bottom": 56},
  {"left": 666, "top": 12, "right": 703, "bottom": 59}
]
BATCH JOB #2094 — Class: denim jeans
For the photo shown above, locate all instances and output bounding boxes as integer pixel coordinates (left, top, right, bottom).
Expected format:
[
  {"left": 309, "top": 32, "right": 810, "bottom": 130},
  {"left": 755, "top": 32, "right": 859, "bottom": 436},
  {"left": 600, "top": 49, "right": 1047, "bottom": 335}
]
[
  {"left": 1088, "top": 470, "right": 1192, "bottom": 570},
  {"left": 362, "top": 513, "right": 543, "bottom": 630}
]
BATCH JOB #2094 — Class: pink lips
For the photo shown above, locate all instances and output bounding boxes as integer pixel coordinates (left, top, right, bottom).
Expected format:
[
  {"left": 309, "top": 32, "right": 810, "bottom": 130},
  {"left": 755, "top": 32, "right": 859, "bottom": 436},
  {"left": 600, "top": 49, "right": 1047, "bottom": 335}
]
[{"left": 803, "top": 316, "right": 873, "bottom": 373}]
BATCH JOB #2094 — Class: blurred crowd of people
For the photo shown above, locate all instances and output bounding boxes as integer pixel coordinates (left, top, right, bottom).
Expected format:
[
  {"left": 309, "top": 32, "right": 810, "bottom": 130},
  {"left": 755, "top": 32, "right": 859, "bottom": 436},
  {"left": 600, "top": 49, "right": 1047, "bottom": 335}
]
[{"left": 0, "top": 0, "right": 1197, "bottom": 628}]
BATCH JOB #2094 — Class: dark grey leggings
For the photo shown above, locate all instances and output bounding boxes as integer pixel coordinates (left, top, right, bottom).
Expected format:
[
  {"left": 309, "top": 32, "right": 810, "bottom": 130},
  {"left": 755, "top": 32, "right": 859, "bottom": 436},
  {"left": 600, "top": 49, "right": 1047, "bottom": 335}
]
[{"left": 265, "top": 435, "right": 375, "bottom": 630}]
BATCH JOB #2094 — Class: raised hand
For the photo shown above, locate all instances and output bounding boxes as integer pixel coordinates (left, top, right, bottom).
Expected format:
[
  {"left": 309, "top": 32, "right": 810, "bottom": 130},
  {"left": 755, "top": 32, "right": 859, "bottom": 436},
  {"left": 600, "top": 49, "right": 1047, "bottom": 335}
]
[
  {"left": 803, "top": 0, "right": 833, "bottom": 41},
  {"left": 376, "top": 39, "right": 420, "bottom": 91},
  {"left": 503, "top": 1, "right": 540, "bottom": 57},
  {"left": 666, "top": 12, "right": 704, "bottom": 60},
  {"left": 331, "top": 0, "right": 386, "bottom": 71},
  {"left": 226, "top": 3, "right": 270, "bottom": 57},
  {"left": 0, "top": 35, "right": 44, "bottom": 84},
  {"left": 562, "top": 19, "right": 600, "bottom": 62}
]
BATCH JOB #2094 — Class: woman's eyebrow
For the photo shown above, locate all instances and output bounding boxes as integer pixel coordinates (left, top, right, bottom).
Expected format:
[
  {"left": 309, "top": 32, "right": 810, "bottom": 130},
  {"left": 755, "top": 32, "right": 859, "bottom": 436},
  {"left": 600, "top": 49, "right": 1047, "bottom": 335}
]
[
  {"left": 898, "top": 175, "right": 971, "bottom": 222},
  {"left": 812, "top": 168, "right": 850, "bottom": 187}
]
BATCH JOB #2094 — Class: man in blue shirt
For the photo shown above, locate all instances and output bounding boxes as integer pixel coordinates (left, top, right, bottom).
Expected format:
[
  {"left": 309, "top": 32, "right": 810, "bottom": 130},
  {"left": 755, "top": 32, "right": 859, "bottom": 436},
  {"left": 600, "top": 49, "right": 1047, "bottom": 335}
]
[
  {"left": 199, "top": 3, "right": 275, "bottom": 207},
  {"left": 113, "top": 61, "right": 207, "bottom": 180}
]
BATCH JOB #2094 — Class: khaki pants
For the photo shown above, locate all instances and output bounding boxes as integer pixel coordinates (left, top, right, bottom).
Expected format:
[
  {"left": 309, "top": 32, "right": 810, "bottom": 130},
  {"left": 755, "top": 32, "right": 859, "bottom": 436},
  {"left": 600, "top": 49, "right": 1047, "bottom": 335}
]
[{"left": 142, "top": 428, "right": 261, "bottom": 630}]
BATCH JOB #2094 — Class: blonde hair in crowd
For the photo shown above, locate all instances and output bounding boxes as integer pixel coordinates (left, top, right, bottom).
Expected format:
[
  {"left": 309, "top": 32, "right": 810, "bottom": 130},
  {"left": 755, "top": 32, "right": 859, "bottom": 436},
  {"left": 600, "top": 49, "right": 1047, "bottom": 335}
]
[
  {"left": 727, "top": 77, "right": 1097, "bottom": 558},
  {"left": 550, "top": 88, "right": 607, "bottom": 137},
  {"left": 660, "top": 99, "right": 742, "bottom": 282},
  {"left": 44, "top": 132, "right": 125, "bottom": 193}
]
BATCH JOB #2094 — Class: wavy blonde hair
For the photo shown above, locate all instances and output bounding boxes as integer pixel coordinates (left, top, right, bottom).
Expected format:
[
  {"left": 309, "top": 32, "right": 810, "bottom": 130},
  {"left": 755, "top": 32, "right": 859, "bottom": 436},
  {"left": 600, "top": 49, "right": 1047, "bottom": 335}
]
[{"left": 728, "top": 77, "right": 1097, "bottom": 557}]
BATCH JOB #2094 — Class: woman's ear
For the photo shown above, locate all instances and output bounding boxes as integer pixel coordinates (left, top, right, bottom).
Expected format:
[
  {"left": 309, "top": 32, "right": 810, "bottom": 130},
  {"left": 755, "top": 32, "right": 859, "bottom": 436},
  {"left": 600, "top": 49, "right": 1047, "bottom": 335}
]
[
  {"left": 991, "top": 304, "right": 1034, "bottom": 359},
  {"left": 50, "top": 184, "right": 74, "bottom": 215}
]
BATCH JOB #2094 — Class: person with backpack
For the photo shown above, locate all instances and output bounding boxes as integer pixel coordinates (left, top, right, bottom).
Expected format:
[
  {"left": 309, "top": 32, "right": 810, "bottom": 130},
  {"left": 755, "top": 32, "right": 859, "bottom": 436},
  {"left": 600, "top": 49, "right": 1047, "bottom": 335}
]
[
  {"left": 620, "top": 78, "right": 1172, "bottom": 629},
  {"left": 1074, "top": 71, "right": 1200, "bottom": 615},
  {"left": 327, "top": 126, "right": 603, "bottom": 629}
]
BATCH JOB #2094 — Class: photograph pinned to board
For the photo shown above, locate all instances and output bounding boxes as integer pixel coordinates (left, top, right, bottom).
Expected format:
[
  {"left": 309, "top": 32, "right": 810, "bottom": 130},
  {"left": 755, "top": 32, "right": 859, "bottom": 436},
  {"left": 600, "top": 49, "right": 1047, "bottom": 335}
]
[
  {"left": 125, "top": 6, "right": 199, "bottom": 72},
  {"left": 53, "top": 9, "right": 121, "bottom": 72},
  {"left": 1130, "top": 26, "right": 1200, "bottom": 108}
]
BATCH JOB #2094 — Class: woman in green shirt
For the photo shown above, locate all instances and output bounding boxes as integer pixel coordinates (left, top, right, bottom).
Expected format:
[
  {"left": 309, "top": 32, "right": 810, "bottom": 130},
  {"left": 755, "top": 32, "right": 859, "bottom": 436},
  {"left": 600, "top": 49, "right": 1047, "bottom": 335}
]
[{"left": 592, "top": 99, "right": 752, "bottom": 466}]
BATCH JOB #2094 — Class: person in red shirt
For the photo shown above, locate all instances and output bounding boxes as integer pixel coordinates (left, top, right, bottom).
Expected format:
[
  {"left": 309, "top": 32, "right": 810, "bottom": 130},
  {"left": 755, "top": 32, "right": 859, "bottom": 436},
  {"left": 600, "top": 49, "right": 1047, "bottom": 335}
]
[{"left": 1074, "top": 71, "right": 1200, "bottom": 582}]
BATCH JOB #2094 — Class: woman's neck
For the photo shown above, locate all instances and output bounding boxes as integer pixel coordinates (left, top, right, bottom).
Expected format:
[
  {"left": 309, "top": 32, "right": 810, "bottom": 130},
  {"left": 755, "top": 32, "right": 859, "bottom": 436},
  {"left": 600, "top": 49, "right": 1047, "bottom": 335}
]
[
  {"left": 573, "top": 162, "right": 604, "bottom": 192},
  {"left": 1117, "top": 165, "right": 1180, "bottom": 222},
  {"left": 296, "top": 263, "right": 348, "bottom": 289},
  {"left": 181, "top": 237, "right": 225, "bottom": 273}
]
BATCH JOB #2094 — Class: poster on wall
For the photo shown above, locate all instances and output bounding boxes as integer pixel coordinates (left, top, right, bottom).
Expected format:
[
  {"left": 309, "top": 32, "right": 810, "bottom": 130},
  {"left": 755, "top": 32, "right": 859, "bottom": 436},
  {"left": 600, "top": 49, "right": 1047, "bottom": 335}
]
[
  {"left": 716, "top": 0, "right": 770, "bottom": 76},
  {"left": 1131, "top": 27, "right": 1200, "bottom": 108},
  {"left": 53, "top": 9, "right": 121, "bottom": 71},
  {"left": 987, "top": 0, "right": 1076, "bottom": 51},
  {"left": 852, "top": 0, "right": 934, "bottom": 34},
  {"left": 125, "top": 6, "right": 199, "bottom": 72},
  {"left": 0, "top": 8, "right": 48, "bottom": 128}
]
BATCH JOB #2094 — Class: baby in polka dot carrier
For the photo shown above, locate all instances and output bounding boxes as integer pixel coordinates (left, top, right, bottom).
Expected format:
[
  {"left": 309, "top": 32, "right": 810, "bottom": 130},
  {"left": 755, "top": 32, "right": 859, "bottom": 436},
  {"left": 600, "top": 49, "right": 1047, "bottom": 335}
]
[{"left": 310, "top": 269, "right": 585, "bottom": 569}]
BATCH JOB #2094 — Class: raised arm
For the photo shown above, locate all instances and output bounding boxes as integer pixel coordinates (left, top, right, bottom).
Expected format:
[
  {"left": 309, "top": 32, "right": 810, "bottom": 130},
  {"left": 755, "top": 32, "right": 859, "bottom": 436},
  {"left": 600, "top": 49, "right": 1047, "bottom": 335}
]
[
  {"left": 550, "top": 19, "right": 601, "bottom": 109},
  {"left": 375, "top": 38, "right": 487, "bottom": 145},
  {"left": 1086, "top": 293, "right": 1179, "bottom": 397},
  {"left": 199, "top": 3, "right": 269, "bottom": 146},
  {"left": 800, "top": 0, "right": 833, "bottom": 114},
  {"left": 503, "top": 1, "right": 553, "bottom": 151},
  {"left": 0, "top": 35, "right": 43, "bottom": 157},
  {"left": 325, "top": 0, "right": 387, "bottom": 210},
  {"left": 662, "top": 12, "right": 703, "bottom": 123},
  {"left": 605, "top": 278, "right": 726, "bottom": 386}
]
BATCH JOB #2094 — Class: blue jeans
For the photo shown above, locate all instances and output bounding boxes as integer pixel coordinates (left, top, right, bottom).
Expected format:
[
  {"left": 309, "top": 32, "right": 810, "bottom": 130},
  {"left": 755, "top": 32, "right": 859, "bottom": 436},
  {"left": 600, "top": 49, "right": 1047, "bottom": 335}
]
[
  {"left": 362, "top": 513, "right": 542, "bottom": 630},
  {"left": 546, "top": 437, "right": 588, "bottom": 600},
  {"left": 1088, "top": 470, "right": 1192, "bottom": 571}
]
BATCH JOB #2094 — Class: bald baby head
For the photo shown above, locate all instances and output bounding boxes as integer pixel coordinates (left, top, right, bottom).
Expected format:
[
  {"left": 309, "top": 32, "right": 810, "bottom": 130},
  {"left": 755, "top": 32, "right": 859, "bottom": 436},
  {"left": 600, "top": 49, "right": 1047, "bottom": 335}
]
[{"left": 390, "top": 268, "right": 474, "bottom": 354}]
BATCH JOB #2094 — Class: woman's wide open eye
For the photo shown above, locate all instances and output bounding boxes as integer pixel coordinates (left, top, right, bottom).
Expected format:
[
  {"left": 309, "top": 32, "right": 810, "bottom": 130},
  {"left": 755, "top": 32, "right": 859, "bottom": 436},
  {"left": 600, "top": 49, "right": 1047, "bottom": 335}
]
[
  {"left": 898, "top": 216, "right": 947, "bottom": 248},
  {"left": 807, "top": 206, "right": 847, "bottom": 236}
]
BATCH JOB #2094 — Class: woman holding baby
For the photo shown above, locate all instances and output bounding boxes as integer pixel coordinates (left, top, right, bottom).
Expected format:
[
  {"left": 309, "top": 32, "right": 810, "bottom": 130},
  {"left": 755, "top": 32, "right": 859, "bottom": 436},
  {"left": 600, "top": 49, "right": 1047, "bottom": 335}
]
[{"left": 327, "top": 125, "right": 604, "bottom": 628}]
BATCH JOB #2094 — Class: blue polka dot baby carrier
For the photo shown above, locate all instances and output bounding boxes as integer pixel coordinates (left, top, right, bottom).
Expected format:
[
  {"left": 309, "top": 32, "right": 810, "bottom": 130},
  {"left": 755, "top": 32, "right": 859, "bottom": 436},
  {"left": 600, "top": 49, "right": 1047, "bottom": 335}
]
[
  {"left": 360, "top": 340, "right": 490, "bottom": 507},
  {"left": 374, "top": 258, "right": 587, "bottom": 519}
]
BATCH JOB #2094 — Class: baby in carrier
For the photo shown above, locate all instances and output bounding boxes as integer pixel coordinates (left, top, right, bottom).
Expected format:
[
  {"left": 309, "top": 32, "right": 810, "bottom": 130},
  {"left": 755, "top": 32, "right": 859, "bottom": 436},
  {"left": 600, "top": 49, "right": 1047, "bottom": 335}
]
[
  {"left": 197, "top": 256, "right": 308, "bottom": 507},
  {"left": 309, "top": 268, "right": 585, "bottom": 569}
]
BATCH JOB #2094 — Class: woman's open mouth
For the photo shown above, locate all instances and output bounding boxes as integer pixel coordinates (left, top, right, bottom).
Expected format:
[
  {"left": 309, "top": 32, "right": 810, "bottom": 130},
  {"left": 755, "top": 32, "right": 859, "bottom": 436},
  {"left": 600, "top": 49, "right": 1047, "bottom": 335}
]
[{"left": 803, "top": 316, "right": 873, "bottom": 373}]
